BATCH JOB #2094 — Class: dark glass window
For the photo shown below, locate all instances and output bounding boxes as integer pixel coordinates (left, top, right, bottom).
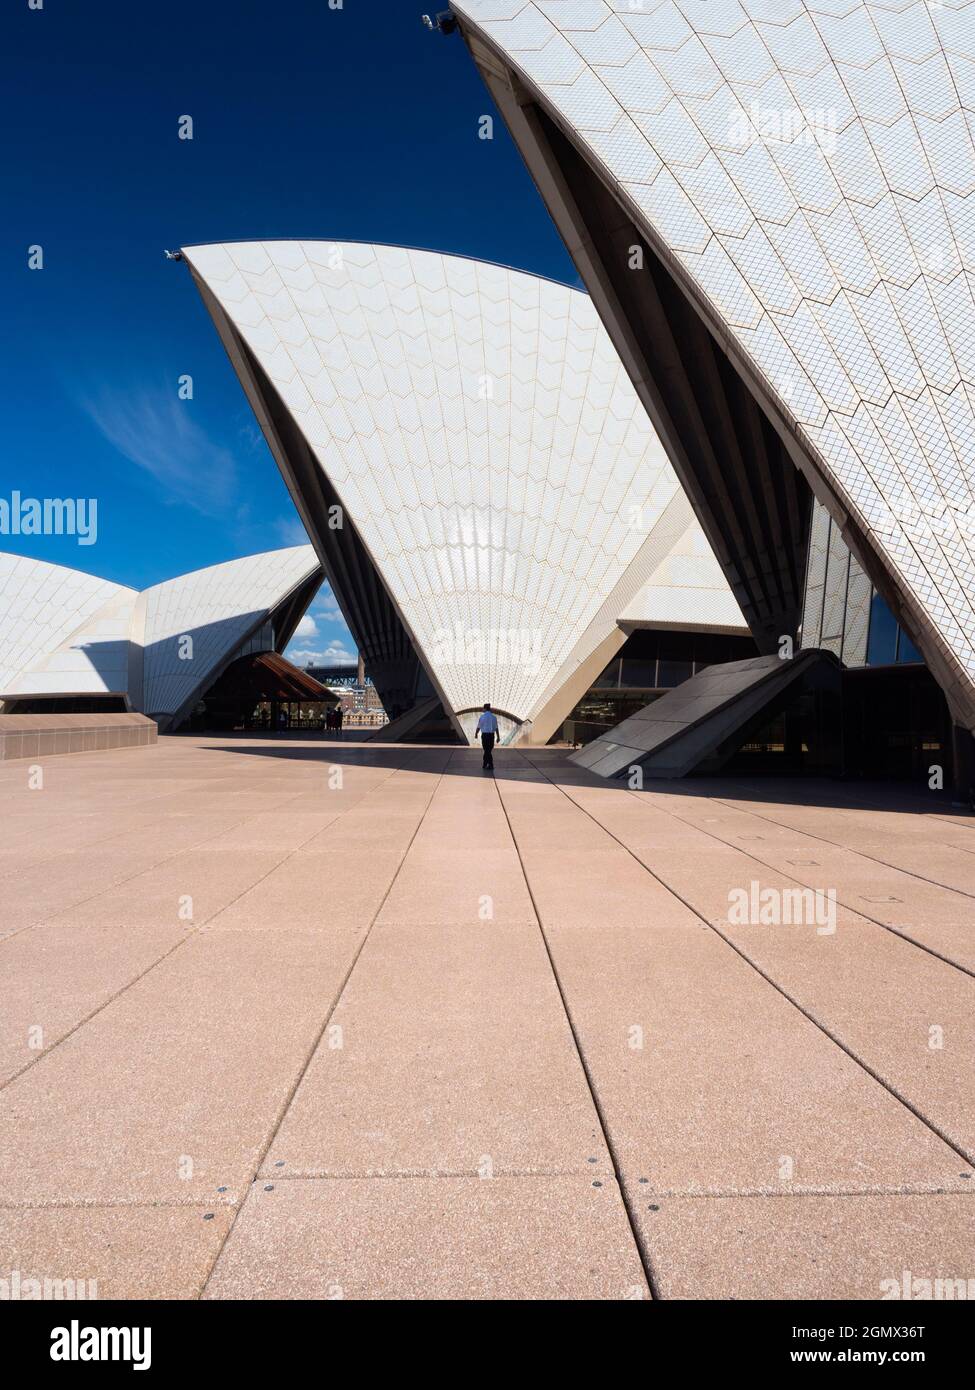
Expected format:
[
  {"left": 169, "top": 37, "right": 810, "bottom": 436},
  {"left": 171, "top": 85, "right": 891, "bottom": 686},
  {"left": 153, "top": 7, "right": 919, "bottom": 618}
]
[
  {"left": 657, "top": 659, "right": 693, "bottom": 688},
  {"left": 896, "top": 628, "right": 923, "bottom": 664},
  {"left": 619, "top": 659, "right": 656, "bottom": 688},
  {"left": 866, "top": 594, "right": 898, "bottom": 666},
  {"left": 592, "top": 660, "right": 621, "bottom": 688}
]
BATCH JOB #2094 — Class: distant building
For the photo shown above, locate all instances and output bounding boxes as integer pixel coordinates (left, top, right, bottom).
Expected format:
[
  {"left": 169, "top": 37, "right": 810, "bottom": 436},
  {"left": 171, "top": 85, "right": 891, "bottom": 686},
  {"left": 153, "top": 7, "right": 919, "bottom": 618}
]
[{"left": 307, "top": 665, "right": 389, "bottom": 730}]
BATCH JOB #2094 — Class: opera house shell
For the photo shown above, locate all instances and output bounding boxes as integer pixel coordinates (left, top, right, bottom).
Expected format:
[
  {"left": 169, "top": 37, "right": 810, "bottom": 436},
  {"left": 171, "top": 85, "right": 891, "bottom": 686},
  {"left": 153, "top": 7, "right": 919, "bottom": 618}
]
[
  {"left": 0, "top": 547, "right": 323, "bottom": 731},
  {"left": 182, "top": 239, "right": 746, "bottom": 744},
  {"left": 447, "top": 0, "right": 975, "bottom": 744}
]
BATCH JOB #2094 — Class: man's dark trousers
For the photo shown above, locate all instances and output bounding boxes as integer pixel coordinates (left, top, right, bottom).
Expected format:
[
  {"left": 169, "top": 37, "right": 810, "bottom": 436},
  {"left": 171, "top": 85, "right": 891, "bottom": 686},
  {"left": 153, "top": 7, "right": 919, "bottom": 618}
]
[{"left": 481, "top": 732, "right": 495, "bottom": 770}]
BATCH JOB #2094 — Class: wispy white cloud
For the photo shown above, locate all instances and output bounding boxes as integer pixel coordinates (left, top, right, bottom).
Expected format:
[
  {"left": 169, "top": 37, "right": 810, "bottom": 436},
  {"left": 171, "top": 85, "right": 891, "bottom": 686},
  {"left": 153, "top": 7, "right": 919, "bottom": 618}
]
[
  {"left": 77, "top": 383, "right": 238, "bottom": 518},
  {"left": 306, "top": 584, "right": 342, "bottom": 621},
  {"left": 312, "top": 601, "right": 345, "bottom": 623},
  {"left": 236, "top": 416, "right": 266, "bottom": 454},
  {"left": 286, "top": 641, "right": 355, "bottom": 667},
  {"left": 293, "top": 613, "right": 318, "bottom": 639}
]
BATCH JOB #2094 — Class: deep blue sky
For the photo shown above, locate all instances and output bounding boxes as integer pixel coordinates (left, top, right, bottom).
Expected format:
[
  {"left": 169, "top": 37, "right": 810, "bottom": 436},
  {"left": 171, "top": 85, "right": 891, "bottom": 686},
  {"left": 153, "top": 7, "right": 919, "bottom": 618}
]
[{"left": 2, "top": 0, "right": 576, "bottom": 662}]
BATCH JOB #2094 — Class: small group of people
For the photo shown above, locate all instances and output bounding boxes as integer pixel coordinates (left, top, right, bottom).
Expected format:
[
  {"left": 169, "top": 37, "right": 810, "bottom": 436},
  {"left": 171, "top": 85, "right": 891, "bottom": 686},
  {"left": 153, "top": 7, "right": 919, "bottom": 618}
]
[{"left": 325, "top": 704, "right": 344, "bottom": 736}]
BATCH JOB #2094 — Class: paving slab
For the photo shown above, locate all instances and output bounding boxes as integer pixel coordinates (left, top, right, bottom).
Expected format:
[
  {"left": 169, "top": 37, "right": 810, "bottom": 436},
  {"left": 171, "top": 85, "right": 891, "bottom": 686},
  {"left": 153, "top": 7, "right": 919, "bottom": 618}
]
[
  {"left": 546, "top": 922, "right": 970, "bottom": 1194},
  {"left": 0, "top": 928, "right": 359, "bottom": 1204},
  {"left": 718, "top": 916, "right": 975, "bottom": 1164},
  {"left": 638, "top": 790, "right": 975, "bottom": 969},
  {"left": 0, "top": 919, "right": 188, "bottom": 1084},
  {"left": 297, "top": 808, "right": 425, "bottom": 854},
  {"left": 714, "top": 788, "right": 975, "bottom": 866},
  {"left": 497, "top": 803, "right": 615, "bottom": 851},
  {"left": 512, "top": 844, "right": 702, "bottom": 929},
  {"left": 839, "top": 843, "right": 975, "bottom": 897},
  {"left": 0, "top": 1204, "right": 233, "bottom": 1300},
  {"left": 634, "top": 1193, "right": 975, "bottom": 1300},
  {"left": 198, "top": 810, "right": 344, "bottom": 852},
  {"left": 0, "top": 808, "right": 218, "bottom": 865},
  {"left": 39, "top": 849, "right": 288, "bottom": 932},
  {"left": 0, "top": 847, "right": 177, "bottom": 939},
  {"left": 376, "top": 847, "right": 536, "bottom": 927},
  {"left": 208, "top": 849, "right": 405, "bottom": 931},
  {"left": 136, "top": 790, "right": 303, "bottom": 817},
  {"left": 263, "top": 921, "right": 607, "bottom": 1178},
  {"left": 620, "top": 844, "right": 866, "bottom": 933},
  {"left": 579, "top": 832, "right": 975, "bottom": 1164},
  {"left": 2, "top": 739, "right": 972, "bottom": 1300},
  {"left": 67, "top": 812, "right": 248, "bottom": 858},
  {"left": 415, "top": 813, "right": 516, "bottom": 851},
  {"left": 204, "top": 1176, "right": 649, "bottom": 1300},
  {"left": 710, "top": 838, "right": 975, "bottom": 970},
  {"left": 552, "top": 803, "right": 718, "bottom": 852}
]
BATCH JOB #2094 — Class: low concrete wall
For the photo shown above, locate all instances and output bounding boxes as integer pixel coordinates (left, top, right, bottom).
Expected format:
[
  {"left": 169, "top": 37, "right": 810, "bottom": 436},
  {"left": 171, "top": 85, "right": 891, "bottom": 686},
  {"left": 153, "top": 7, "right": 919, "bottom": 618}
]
[{"left": 0, "top": 713, "right": 157, "bottom": 761}]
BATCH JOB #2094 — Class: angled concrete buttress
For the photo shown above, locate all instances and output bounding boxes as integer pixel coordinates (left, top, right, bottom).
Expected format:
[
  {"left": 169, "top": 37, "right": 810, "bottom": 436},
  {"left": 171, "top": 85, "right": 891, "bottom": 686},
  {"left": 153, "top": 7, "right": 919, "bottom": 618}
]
[{"left": 570, "top": 652, "right": 840, "bottom": 780}]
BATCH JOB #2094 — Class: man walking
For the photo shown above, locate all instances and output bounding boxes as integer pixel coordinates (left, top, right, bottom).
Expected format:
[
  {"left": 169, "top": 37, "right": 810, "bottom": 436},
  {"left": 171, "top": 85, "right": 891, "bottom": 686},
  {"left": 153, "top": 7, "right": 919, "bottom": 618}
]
[{"left": 476, "top": 702, "right": 499, "bottom": 772}]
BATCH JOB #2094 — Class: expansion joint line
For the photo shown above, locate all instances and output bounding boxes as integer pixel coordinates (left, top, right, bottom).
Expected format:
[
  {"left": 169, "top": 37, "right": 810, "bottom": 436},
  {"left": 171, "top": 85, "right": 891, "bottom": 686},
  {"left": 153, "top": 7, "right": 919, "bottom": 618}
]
[
  {"left": 620, "top": 781, "right": 975, "bottom": 980},
  {"left": 492, "top": 752, "right": 662, "bottom": 1301},
  {"left": 698, "top": 785, "right": 975, "bottom": 973},
  {"left": 521, "top": 752, "right": 975, "bottom": 1177},
  {"left": 198, "top": 746, "right": 452, "bottom": 1299},
  {"left": 0, "top": 752, "right": 409, "bottom": 1093},
  {"left": 692, "top": 771, "right": 975, "bottom": 903}
]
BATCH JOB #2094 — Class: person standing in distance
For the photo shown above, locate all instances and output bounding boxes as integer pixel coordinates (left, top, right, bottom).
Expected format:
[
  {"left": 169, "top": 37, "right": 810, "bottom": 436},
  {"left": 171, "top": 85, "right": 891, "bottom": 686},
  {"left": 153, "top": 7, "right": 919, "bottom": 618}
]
[{"left": 476, "top": 703, "right": 499, "bottom": 772}]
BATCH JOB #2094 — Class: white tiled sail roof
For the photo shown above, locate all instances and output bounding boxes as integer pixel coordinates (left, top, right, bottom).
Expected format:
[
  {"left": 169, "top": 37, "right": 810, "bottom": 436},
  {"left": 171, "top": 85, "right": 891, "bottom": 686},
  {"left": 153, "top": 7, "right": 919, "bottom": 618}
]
[
  {"left": 141, "top": 546, "right": 319, "bottom": 716},
  {"left": 0, "top": 554, "right": 136, "bottom": 695},
  {"left": 619, "top": 521, "right": 749, "bottom": 633},
  {"left": 452, "top": 0, "right": 975, "bottom": 717},
  {"left": 0, "top": 547, "right": 320, "bottom": 719},
  {"left": 182, "top": 239, "right": 740, "bottom": 721}
]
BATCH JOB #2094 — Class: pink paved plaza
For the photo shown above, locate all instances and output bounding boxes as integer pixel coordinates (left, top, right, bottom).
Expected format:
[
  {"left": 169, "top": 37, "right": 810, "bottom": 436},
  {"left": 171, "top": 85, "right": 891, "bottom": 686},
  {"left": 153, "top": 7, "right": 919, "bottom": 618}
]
[{"left": 1, "top": 736, "right": 973, "bottom": 1299}]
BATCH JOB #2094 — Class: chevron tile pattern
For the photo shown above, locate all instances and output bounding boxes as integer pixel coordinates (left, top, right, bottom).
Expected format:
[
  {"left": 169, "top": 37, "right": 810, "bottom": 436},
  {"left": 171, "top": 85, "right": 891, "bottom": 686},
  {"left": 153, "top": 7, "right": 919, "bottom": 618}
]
[
  {"left": 0, "top": 548, "right": 320, "bottom": 721},
  {"left": 0, "top": 555, "right": 134, "bottom": 696},
  {"left": 183, "top": 240, "right": 742, "bottom": 722},
  {"left": 141, "top": 546, "right": 319, "bottom": 717},
  {"left": 454, "top": 0, "right": 975, "bottom": 717}
]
